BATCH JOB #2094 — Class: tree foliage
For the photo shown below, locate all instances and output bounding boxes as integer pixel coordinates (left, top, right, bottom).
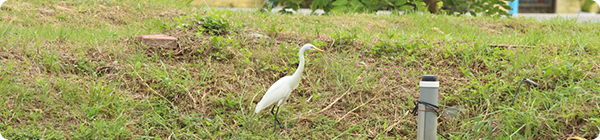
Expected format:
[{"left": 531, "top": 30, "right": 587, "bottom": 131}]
[{"left": 443, "top": 0, "right": 513, "bottom": 17}]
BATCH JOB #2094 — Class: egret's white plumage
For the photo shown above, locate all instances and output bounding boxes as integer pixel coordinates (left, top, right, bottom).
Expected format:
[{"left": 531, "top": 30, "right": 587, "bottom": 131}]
[
  {"left": 254, "top": 43, "right": 325, "bottom": 132},
  {"left": 0, "top": 132, "right": 6, "bottom": 140},
  {"left": 0, "top": 0, "right": 7, "bottom": 8},
  {"left": 254, "top": 76, "right": 294, "bottom": 114}
]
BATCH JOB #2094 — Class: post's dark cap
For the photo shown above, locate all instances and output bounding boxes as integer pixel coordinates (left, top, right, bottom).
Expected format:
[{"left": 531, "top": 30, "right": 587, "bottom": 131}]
[{"left": 421, "top": 75, "right": 437, "bottom": 81}]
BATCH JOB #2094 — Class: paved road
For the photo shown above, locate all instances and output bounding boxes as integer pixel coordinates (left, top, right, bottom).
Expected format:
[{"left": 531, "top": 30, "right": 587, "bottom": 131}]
[
  {"left": 215, "top": 7, "right": 600, "bottom": 23},
  {"left": 516, "top": 13, "right": 600, "bottom": 23}
]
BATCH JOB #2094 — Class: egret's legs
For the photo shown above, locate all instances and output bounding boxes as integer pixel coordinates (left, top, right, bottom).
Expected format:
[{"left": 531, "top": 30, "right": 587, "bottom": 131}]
[
  {"left": 275, "top": 106, "right": 283, "bottom": 128},
  {"left": 270, "top": 105, "right": 283, "bottom": 133}
]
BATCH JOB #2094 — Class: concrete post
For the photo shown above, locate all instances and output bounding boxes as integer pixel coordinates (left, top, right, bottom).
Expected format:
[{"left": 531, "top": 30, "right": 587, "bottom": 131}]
[
  {"left": 555, "top": 0, "right": 581, "bottom": 14},
  {"left": 417, "top": 75, "right": 439, "bottom": 140}
]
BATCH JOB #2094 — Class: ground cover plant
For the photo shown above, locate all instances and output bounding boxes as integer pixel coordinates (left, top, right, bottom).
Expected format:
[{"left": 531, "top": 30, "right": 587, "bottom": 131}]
[{"left": 0, "top": 0, "right": 599, "bottom": 139}]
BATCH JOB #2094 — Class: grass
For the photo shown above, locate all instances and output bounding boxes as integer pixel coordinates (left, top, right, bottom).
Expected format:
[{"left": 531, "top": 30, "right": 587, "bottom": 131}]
[{"left": 1, "top": 0, "right": 599, "bottom": 139}]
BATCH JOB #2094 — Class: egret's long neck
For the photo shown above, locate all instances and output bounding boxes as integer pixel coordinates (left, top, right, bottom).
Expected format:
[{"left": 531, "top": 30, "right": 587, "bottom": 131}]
[{"left": 291, "top": 48, "right": 307, "bottom": 79}]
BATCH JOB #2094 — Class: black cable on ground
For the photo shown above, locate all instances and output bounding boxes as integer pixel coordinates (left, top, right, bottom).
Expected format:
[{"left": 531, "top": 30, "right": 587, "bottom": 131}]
[{"left": 487, "top": 78, "right": 538, "bottom": 138}]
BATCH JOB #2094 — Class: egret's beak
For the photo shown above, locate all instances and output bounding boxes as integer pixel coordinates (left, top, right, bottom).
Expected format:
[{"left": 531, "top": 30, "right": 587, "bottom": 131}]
[{"left": 314, "top": 47, "right": 326, "bottom": 53}]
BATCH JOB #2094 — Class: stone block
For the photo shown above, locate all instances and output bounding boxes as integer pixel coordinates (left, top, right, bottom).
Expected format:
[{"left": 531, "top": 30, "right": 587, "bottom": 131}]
[{"left": 134, "top": 34, "right": 178, "bottom": 48}]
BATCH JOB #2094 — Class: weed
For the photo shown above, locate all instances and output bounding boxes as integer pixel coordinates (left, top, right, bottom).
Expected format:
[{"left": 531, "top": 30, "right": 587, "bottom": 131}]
[
  {"left": 265, "top": 24, "right": 283, "bottom": 38},
  {"left": 197, "top": 16, "right": 230, "bottom": 36},
  {"left": 330, "top": 30, "right": 357, "bottom": 48}
]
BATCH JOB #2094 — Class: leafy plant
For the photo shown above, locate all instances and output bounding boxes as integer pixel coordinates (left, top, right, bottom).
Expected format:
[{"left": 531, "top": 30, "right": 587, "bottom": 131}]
[
  {"left": 214, "top": 92, "right": 239, "bottom": 108},
  {"left": 152, "top": 10, "right": 233, "bottom": 36},
  {"left": 196, "top": 16, "right": 230, "bottom": 36},
  {"left": 73, "top": 54, "right": 96, "bottom": 76},
  {"left": 311, "top": 39, "right": 328, "bottom": 47},
  {"left": 206, "top": 36, "right": 235, "bottom": 60}
]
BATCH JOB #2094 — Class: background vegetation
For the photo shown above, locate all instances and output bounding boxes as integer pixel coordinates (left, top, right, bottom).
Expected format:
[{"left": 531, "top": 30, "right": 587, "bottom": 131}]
[
  {"left": 0, "top": 0, "right": 599, "bottom": 139},
  {"left": 266, "top": 0, "right": 513, "bottom": 17},
  {"left": 581, "top": 0, "right": 600, "bottom": 13}
]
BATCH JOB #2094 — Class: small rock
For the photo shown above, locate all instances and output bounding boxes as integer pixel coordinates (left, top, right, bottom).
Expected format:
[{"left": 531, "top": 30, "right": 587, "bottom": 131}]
[
  {"left": 359, "top": 61, "right": 366, "bottom": 66},
  {"left": 248, "top": 33, "right": 269, "bottom": 39},
  {"left": 134, "top": 34, "right": 178, "bottom": 48}
]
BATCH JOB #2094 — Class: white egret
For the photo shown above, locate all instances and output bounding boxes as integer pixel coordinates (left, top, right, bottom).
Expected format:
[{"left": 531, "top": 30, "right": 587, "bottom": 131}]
[
  {"left": 0, "top": 0, "right": 7, "bottom": 8},
  {"left": 0, "top": 132, "right": 6, "bottom": 140},
  {"left": 254, "top": 43, "right": 325, "bottom": 132}
]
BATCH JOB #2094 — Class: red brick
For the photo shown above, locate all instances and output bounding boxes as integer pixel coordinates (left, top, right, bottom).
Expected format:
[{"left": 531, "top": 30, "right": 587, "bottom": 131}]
[{"left": 134, "top": 34, "right": 178, "bottom": 48}]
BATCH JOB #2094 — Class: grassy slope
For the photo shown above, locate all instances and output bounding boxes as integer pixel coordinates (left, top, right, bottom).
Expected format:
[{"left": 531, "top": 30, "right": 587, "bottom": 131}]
[{"left": 1, "top": 0, "right": 599, "bottom": 139}]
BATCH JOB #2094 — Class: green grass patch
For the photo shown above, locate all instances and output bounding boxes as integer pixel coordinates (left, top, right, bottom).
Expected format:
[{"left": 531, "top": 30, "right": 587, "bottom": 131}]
[{"left": 0, "top": 0, "right": 599, "bottom": 139}]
